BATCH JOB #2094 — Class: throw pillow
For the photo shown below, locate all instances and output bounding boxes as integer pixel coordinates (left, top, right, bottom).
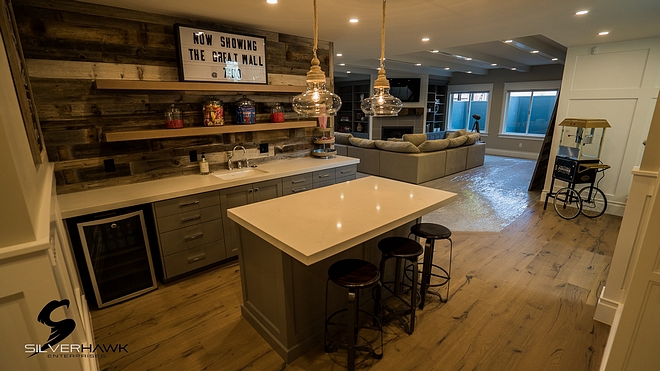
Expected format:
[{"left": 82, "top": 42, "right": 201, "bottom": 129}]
[
  {"left": 464, "top": 133, "right": 481, "bottom": 145},
  {"left": 374, "top": 140, "right": 421, "bottom": 153},
  {"left": 402, "top": 133, "right": 427, "bottom": 147},
  {"left": 418, "top": 139, "right": 450, "bottom": 152},
  {"left": 349, "top": 137, "right": 377, "bottom": 148},
  {"left": 447, "top": 129, "right": 468, "bottom": 139},
  {"left": 447, "top": 136, "right": 468, "bottom": 148},
  {"left": 334, "top": 132, "right": 354, "bottom": 145}
]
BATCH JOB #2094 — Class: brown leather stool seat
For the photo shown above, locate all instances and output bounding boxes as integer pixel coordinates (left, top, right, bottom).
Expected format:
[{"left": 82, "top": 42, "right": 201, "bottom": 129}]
[
  {"left": 324, "top": 259, "right": 383, "bottom": 371},
  {"left": 375, "top": 236, "right": 423, "bottom": 334},
  {"left": 409, "top": 223, "right": 453, "bottom": 309}
]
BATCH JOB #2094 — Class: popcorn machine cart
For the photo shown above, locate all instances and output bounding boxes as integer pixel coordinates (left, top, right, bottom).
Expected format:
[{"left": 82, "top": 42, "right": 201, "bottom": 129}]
[{"left": 544, "top": 118, "right": 611, "bottom": 219}]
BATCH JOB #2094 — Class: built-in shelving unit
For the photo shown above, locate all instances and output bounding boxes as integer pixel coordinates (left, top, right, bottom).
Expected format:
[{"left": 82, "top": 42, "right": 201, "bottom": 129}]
[
  {"left": 335, "top": 80, "right": 370, "bottom": 139},
  {"left": 426, "top": 81, "right": 448, "bottom": 133},
  {"left": 94, "top": 79, "right": 306, "bottom": 93},
  {"left": 105, "top": 121, "right": 317, "bottom": 142}
]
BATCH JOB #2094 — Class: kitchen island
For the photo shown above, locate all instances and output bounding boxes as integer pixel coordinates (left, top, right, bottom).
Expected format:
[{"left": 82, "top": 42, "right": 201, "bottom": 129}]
[{"left": 227, "top": 176, "right": 456, "bottom": 362}]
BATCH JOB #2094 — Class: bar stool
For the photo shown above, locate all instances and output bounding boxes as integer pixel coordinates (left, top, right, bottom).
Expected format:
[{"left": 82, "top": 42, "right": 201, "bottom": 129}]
[
  {"left": 324, "top": 259, "right": 383, "bottom": 371},
  {"left": 409, "top": 223, "right": 453, "bottom": 309},
  {"left": 375, "top": 236, "right": 423, "bottom": 334}
]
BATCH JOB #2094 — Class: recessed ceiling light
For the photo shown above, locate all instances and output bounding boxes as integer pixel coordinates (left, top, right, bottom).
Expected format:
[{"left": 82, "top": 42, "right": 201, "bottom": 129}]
[
  {"left": 444, "top": 67, "right": 450, "bottom": 70},
  {"left": 551, "top": 58, "right": 558, "bottom": 61},
  {"left": 531, "top": 50, "right": 539, "bottom": 54},
  {"left": 431, "top": 50, "right": 439, "bottom": 53},
  {"left": 349, "top": 18, "right": 358, "bottom": 23},
  {"left": 491, "top": 63, "right": 497, "bottom": 66},
  {"left": 599, "top": 31, "right": 610, "bottom": 36},
  {"left": 511, "top": 68, "right": 517, "bottom": 71},
  {"left": 421, "top": 38, "right": 430, "bottom": 41},
  {"left": 576, "top": 10, "right": 588, "bottom": 15},
  {"left": 339, "top": 63, "right": 345, "bottom": 66},
  {"left": 336, "top": 53, "right": 342, "bottom": 57},
  {"left": 346, "top": 71, "right": 351, "bottom": 74},
  {"left": 267, "top": 0, "right": 277, "bottom": 3},
  {"left": 415, "top": 63, "right": 422, "bottom": 66},
  {"left": 467, "top": 71, "right": 472, "bottom": 74},
  {"left": 504, "top": 40, "right": 513, "bottom": 43}
]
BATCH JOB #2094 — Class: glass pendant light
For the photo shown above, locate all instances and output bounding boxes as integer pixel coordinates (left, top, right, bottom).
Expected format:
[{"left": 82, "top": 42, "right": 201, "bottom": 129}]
[
  {"left": 292, "top": 0, "right": 342, "bottom": 117},
  {"left": 361, "top": 0, "right": 403, "bottom": 117}
]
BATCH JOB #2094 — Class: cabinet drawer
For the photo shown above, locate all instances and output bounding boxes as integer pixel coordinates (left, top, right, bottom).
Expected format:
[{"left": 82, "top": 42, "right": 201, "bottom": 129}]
[
  {"left": 282, "top": 173, "right": 312, "bottom": 190},
  {"left": 159, "top": 219, "right": 224, "bottom": 256},
  {"left": 163, "top": 240, "right": 226, "bottom": 279},
  {"left": 154, "top": 191, "right": 220, "bottom": 217},
  {"left": 313, "top": 179, "right": 335, "bottom": 189},
  {"left": 156, "top": 206, "right": 221, "bottom": 233},
  {"left": 336, "top": 165, "right": 357, "bottom": 179},
  {"left": 313, "top": 169, "right": 336, "bottom": 184},
  {"left": 282, "top": 185, "right": 310, "bottom": 196}
]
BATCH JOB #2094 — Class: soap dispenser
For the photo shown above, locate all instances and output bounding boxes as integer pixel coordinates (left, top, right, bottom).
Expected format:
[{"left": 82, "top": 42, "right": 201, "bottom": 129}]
[{"left": 199, "top": 152, "right": 210, "bottom": 175}]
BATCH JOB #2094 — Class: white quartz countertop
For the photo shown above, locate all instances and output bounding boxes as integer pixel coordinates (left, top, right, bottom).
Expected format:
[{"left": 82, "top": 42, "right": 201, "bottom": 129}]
[
  {"left": 58, "top": 156, "right": 358, "bottom": 219},
  {"left": 227, "top": 176, "right": 456, "bottom": 266}
]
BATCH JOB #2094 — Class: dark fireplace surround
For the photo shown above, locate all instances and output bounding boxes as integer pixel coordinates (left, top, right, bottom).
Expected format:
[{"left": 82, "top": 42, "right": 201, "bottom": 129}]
[{"left": 381, "top": 126, "right": 414, "bottom": 139}]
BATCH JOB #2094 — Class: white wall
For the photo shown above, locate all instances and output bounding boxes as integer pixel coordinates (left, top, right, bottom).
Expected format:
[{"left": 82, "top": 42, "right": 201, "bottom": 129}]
[
  {"left": 0, "top": 32, "right": 50, "bottom": 247},
  {"left": 544, "top": 37, "right": 660, "bottom": 216}
]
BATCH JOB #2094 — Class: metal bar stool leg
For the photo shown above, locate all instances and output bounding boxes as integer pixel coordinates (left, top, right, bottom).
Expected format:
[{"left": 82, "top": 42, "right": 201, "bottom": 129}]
[{"left": 419, "top": 238, "right": 435, "bottom": 310}]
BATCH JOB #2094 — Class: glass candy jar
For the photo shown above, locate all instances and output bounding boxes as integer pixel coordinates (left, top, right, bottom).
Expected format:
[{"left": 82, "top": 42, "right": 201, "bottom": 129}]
[
  {"left": 236, "top": 95, "right": 256, "bottom": 124},
  {"left": 165, "top": 104, "right": 183, "bottom": 129},
  {"left": 203, "top": 98, "right": 224, "bottom": 126},
  {"left": 270, "top": 103, "right": 285, "bottom": 123}
]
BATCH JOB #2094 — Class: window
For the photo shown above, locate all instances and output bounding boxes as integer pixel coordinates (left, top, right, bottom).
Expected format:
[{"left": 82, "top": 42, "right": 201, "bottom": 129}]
[
  {"left": 503, "top": 90, "right": 558, "bottom": 135},
  {"left": 448, "top": 92, "right": 489, "bottom": 132}
]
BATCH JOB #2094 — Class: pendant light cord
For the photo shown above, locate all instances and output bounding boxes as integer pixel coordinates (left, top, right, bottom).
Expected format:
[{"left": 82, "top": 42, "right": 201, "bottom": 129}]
[
  {"left": 313, "top": 0, "right": 318, "bottom": 59},
  {"left": 380, "top": 0, "right": 386, "bottom": 69}
]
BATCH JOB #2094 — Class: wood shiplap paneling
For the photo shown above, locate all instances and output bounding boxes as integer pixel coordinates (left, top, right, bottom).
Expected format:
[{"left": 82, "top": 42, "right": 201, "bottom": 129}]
[{"left": 13, "top": 0, "right": 332, "bottom": 193}]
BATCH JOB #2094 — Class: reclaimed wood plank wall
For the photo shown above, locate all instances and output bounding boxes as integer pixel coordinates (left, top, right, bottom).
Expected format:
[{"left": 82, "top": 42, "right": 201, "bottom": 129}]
[{"left": 12, "top": 0, "right": 334, "bottom": 194}]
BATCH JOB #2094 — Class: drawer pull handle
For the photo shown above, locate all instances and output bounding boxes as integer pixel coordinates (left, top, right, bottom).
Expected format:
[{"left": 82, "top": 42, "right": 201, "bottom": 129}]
[
  {"left": 181, "top": 215, "right": 202, "bottom": 223},
  {"left": 291, "top": 179, "right": 305, "bottom": 184},
  {"left": 318, "top": 174, "right": 330, "bottom": 178},
  {"left": 292, "top": 187, "right": 307, "bottom": 193},
  {"left": 179, "top": 200, "right": 200, "bottom": 207},
  {"left": 254, "top": 188, "right": 259, "bottom": 192},
  {"left": 184, "top": 232, "right": 203, "bottom": 241},
  {"left": 340, "top": 170, "right": 352, "bottom": 174},
  {"left": 188, "top": 254, "right": 206, "bottom": 264}
]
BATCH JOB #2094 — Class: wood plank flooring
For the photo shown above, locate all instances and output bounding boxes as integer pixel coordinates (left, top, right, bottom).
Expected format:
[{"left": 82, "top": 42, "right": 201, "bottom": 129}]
[{"left": 91, "top": 203, "right": 620, "bottom": 371}]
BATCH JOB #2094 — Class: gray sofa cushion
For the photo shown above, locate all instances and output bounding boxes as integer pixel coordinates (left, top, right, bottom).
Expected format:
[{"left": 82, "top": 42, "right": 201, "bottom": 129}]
[
  {"left": 447, "top": 136, "right": 468, "bottom": 148},
  {"left": 402, "top": 133, "right": 427, "bottom": 147},
  {"left": 349, "top": 137, "right": 377, "bottom": 148},
  {"left": 334, "top": 132, "right": 354, "bottom": 145},
  {"left": 418, "top": 138, "right": 450, "bottom": 152},
  {"left": 375, "top": 140, "right": 420, "bottom": 153},
  {"left": 464, "top": 132, "right": 481, "bottom": 145}
]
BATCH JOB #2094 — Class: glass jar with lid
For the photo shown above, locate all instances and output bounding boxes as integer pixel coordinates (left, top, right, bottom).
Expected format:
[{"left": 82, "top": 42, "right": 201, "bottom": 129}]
[
  {"left": 203, "top": 98, "right": 224, "bottom": 126},
  {"left": 235, "top": 95, "right": 256, "bottom": 124},
  {"left": 270, "top": 103, "right": 285, "bottom": 123},
  {"left": 165, "top": 104, "right": 183, "bottom": 129}
]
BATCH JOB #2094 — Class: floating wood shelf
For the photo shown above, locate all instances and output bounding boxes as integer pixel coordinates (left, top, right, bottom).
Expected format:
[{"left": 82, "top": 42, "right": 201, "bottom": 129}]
[
  {"left": 105, "top": 121, "right": 317, "bottom": 142},
  {"left": 94, "top": 79, "right": 306, "bottom": 93}
]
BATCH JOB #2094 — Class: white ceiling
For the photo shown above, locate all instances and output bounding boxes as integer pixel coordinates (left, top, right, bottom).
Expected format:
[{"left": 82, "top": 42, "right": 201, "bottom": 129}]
[{"left": 78, "top": 0, "right": 660, "bottom": 79}]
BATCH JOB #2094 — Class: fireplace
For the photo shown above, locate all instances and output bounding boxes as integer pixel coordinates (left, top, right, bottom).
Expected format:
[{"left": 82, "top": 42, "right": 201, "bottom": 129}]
[{"left": 381, "top": 126, "right": 413, "bottom": 139}]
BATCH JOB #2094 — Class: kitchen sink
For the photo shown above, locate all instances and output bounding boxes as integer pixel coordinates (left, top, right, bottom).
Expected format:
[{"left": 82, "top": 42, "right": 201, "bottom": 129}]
[{"left": 213, "top": 168, "right": 268, "bottom": 180}]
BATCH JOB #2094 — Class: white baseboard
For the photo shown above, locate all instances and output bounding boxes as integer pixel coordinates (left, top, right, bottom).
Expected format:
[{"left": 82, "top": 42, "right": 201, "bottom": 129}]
[
  {"left": 485, "top": 148, "right": 538, "bottom": 160},
  {"left": 594, "top": 286, "right": 619, "bottom": 325}
]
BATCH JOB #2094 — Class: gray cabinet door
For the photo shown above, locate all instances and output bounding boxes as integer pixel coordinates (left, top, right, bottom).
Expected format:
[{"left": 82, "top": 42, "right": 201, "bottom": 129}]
[{"left": 221, "top": 180, "right": 282, "bottom": 258}]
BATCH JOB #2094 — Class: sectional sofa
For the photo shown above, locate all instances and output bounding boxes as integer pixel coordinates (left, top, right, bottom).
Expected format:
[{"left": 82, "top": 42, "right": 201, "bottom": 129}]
[{"left": 334, "top": 130, "right": 486, "bottom": 184}]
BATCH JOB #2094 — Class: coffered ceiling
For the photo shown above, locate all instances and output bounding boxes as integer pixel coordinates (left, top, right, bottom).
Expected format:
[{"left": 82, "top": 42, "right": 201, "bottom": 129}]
[{"left": 78, "top": 0, "right": 660, "bottom": 79}]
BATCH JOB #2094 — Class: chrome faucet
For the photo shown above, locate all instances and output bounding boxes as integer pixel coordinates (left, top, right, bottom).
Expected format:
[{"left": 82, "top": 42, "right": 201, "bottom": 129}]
[
  {"left": 232, "top": 145, "right": 247, "bottom": 169},
  {"left": 227, "top": 151, "right": 234, "bottom": 170}
]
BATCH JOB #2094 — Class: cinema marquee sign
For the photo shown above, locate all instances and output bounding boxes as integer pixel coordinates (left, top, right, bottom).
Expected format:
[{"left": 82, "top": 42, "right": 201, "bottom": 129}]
[{"left": 174, "top": 24, "right": 268, "bottom": 84}]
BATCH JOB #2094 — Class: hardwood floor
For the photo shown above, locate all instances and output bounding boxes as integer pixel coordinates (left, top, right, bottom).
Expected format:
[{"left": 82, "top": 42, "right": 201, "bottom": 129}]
[{"left": 91, "top": 202, "right": 620, "bottom": 371}]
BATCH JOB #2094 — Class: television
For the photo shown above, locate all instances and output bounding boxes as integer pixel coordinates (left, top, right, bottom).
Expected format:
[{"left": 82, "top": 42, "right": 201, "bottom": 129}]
[{"left": 388, "top": 78, "right": 421, "bottom": 102}]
